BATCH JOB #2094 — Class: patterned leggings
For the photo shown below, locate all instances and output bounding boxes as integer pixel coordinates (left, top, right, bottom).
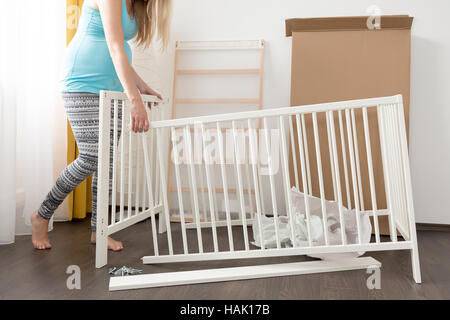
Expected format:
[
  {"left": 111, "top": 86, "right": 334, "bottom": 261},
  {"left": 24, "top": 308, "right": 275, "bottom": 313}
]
[{"left": 38, "top": 92, "right": 122, "bottom": 231}]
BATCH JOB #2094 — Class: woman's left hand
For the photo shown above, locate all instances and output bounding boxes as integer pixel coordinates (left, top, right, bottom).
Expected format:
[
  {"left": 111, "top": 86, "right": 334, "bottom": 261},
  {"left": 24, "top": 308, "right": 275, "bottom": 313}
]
[{"left": 138, "top": 83, "right": 163, "bottom": 107}]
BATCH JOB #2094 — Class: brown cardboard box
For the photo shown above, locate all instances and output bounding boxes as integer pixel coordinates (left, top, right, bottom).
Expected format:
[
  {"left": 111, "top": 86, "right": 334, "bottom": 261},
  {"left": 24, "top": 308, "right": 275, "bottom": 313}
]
[{"left": 285, "top": 16, "right": 413, "bottom": 235}]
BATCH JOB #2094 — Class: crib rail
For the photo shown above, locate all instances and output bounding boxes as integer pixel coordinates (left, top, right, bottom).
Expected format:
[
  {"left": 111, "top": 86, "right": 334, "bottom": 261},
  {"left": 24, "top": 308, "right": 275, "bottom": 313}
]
[{"left": 95, "top": 91, "right": 420, "bottom": 285}]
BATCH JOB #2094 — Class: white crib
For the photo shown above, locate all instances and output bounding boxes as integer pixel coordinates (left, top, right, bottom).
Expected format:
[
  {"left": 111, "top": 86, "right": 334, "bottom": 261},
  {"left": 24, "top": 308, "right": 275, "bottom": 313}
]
[{"left": 95, "top": 90, "right": 421, "bottom": 291}]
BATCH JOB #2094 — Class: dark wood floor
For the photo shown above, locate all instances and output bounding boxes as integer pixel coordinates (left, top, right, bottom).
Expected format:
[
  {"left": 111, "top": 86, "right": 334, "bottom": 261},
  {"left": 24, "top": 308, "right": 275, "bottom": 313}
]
[{"left": 1, "top": 217, "right": 449, "bottom": 300}]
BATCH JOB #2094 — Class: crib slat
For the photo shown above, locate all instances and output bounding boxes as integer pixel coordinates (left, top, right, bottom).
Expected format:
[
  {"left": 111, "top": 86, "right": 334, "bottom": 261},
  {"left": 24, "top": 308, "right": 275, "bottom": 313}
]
[
  {"left": 248, "top": 119, "right": 265, "bottom": 250},
  {"left": 148, "top": 105, "right": 155, "bottom": 211},
  {"left": 387, "top": 104, "right": 402, "bottom": 241},
  {"left": 338, "top": 110, "right": 352, "bottom": 210},
  {"left": 377, "top": 105, "right": 397, "bottom": 242},
  {"left": 154, "top": 107, "right": 161, "bottom": 206},
  {"left": 199, "top": 155, "right": 209, "bottom": 219},
  {"left": 232, "top": 133, "right": 245, "bottom": 227},
  {"left": 200, "top": 123, "right": 219, "bottom": 252},
  {"left": 150, "top": 103, "right": 159, "bottom": 219},
  {"left": 301, "top": 114, "right": 312, "bottom": 195},
  {"left": 362, "top": 107, "right": 380, "bottom": 243},
  {"left": 289, "top": 116, "right": 300, "bottom": 190},
  {"left": 345, "top": 109, "right": 362, "bottom": 244},
  {"left": 211, "top": 167, "right": 220, "bottom": 223},
  {"left": 127, "top": 102, "right": 133, "bottom": 219},
  {"left": 279, "top": 116, "right": 297, "bottom": 247},
  {"left": 351, "top": 109, "right": 365, "bottom": 211},
  {"left": 119, "top": 103, "right": 126, "bottom": 222},
  {"left": 232, "top": 120, "right": 250, "bottom": 251},
  {"left": 157, "top": 128, "right": 174, "bottom": 255},
  {"left": 170, "top": 127, "right": 189, "bottom": 254},
  {"left": 193, "top": 127, "right": 208, "bottom": 221},
  {"left": 197, "top": 162, "right": 208, "bottom": 221},
  {"left": 384, "top": 104, "right": 399, "bottom": 241},
  {"left": 141, "top": 132, "right": 148, "bottom": 214},
  {"left": 183, "top": 133, "right": 196, "bottom": 229},
  {"left": 295, "top": 114, "right": 313, "bottom": 247},
  {"left": 242, "top": 125, "right": 255, "bottom": 219},
  {"left": 111, "top": 99, "right": 119, "bottom": 226},
  {"left": 384, "top": 105, "right": 398, "bottom": 240},
  {"left": 326, "top": 111, "right": 337, "bottom": 201},
  {"left": 141, "top": 130, "right": 159, "bottom": 256},
  {"left": 256, "top": 132, "right": 266, "bottom": 216},
  {"left": 216, "top": 122, "right": 234, "bottom": 251},
  {"left": 328, "top": 111, "right": 347, "bottom": 245},
  {"left": 312, "top": 112, "right": 329, "bottom": 246},
  {"left": 206, "top": 130, "right": 220, "bottom": 223},
  {"left": 135, "top": 132, "right": 141, "bottom": 215},
  {"left": 184, "top": 125, "right": 204, "bottom": 252},
  {"left": 235, "top": 186, "right": 245, "bottom": 226},
  {"left": 262, "top": 117, "right": 281, "bottom": 249}
]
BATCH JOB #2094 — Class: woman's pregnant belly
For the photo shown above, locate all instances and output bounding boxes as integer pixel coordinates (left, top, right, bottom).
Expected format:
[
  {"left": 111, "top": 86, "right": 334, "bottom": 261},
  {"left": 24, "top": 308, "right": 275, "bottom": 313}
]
[{"left": 61, "top": 34, "right": 132, "bottom": 93}]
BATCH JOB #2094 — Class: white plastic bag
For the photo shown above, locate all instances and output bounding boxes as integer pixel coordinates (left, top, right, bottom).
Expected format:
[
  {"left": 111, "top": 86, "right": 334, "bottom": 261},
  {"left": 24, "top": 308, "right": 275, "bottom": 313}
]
[
  {"left": 290, "top": 187, "right": 372, "bottom": 260},
  {"left": 251, "top": 215, "right": 291, "bottom": 248},
  {"left": 251, "top": 187, "right": 372, "bottom": 260}
]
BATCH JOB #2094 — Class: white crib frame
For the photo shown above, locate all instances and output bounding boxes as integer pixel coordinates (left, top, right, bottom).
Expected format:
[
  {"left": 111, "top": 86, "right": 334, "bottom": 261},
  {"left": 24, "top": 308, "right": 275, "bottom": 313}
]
[{"left": 95, "top": 91, "right": 421, "bottom": 291}]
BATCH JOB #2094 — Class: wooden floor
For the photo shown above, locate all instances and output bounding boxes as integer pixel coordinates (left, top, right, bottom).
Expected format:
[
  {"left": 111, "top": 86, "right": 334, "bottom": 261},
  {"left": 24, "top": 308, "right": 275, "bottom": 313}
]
[{"left": 1, "top": 217, "right": 449, "bottom": 300}]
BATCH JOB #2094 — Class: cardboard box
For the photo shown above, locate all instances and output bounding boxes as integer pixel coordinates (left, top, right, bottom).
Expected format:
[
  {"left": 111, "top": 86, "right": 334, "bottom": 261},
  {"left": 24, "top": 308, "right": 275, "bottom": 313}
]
[{"left": 285, "top": 16, "right": 413, "bottom": 235}]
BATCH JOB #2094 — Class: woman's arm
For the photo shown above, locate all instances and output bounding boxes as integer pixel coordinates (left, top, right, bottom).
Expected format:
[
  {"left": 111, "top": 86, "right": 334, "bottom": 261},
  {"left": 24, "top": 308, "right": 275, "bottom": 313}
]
[
  {"left": 97, "top": 0, "right": 148, "bottom": 132},
  {"left": 132, "top": 68, "right": 163, "bottom": 106}
]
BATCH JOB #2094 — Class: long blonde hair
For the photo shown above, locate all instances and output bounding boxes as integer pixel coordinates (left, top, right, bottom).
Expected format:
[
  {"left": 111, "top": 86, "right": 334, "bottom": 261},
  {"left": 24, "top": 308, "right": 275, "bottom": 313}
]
[{"left": 132, "top": 0, "right": 172, "bottom": 49}]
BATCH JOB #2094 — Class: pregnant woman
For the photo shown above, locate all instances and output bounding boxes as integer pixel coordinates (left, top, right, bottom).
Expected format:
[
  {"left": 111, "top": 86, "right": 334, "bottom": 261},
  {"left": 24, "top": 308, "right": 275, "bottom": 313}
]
[{"left": 30, "top": 0, "right": 172, "bottom": 250}]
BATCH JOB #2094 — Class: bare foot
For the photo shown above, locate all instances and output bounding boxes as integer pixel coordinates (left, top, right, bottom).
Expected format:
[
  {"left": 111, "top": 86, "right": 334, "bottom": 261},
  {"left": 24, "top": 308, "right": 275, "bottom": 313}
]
[
  {"left": 31, "top": 210, "right": 52, "bottom": 250},
  {"left": 91, "top": 232, "right": 123, "bottom": 251}
]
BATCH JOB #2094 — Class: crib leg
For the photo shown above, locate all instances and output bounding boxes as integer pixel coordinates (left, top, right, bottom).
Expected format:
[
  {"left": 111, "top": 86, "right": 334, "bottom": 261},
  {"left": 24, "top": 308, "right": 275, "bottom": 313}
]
[
  {"left": 95, "top": 227, "right": 108, "bottom": 268},
  {"left": 410, "top": 247, "right": 421, "bottom": 284},
  {"left": 95, "top": 91, "right": 111, "bottom": 269}
]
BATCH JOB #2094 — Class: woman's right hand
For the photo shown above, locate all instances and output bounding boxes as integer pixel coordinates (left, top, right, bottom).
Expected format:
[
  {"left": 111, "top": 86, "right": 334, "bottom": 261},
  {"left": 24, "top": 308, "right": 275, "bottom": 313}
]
[{"left": 130, "top": 97, "right": 149, "bottom": 133}]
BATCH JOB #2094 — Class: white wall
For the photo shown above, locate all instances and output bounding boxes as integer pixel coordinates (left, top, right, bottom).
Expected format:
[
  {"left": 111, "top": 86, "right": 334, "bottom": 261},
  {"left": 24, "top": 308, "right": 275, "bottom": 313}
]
[{"left": 137, "top": 0, "right": 450, "bottom": 224}]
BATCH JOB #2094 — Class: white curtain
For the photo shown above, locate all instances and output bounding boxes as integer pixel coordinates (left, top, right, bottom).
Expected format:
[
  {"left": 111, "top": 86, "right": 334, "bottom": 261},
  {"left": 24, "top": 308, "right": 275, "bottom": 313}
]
[{"left": 0, "top": 0, "right": 67, "bottom": 243}]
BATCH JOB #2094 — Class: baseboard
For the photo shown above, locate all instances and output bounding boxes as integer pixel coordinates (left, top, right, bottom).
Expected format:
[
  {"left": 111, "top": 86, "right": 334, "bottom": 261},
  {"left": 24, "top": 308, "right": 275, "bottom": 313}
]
[{"left": 416, "top": 223, "right": 450, "bottom": 232}]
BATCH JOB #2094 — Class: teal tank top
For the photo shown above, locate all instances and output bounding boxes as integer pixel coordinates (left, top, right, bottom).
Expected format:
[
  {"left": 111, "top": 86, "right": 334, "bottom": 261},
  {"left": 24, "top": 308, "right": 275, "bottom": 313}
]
[{"left": 60, "top": 0, "right": 138, "bottom": 94}]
